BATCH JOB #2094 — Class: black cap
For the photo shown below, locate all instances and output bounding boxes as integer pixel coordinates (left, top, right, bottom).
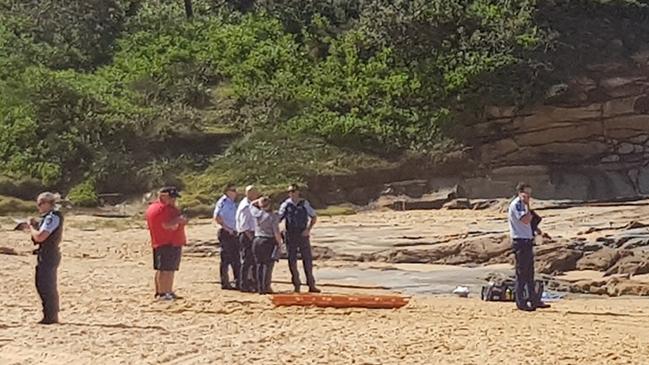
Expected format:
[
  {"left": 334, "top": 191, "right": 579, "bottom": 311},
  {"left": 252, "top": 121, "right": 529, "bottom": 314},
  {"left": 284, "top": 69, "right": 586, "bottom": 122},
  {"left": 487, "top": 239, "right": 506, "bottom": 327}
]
[{"left": 159, "top": 186, "right": 181, "bottom": 198}]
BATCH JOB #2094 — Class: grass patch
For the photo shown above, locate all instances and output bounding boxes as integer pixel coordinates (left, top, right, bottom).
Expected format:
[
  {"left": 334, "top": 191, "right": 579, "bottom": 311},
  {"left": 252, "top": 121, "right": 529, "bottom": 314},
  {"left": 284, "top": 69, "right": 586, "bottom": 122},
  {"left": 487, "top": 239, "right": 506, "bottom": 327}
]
[
  {"left": 66, "top": 216, "right": 146, "bottom": 231},
  {"left": 317, "top": 204, "right": 357, "bottom": 217},
  {"left": 180, "top": 130, "right": 393, "bottom": 214},
  {"left": 0, "top": 195, "right": 34, "bottom": 215}
]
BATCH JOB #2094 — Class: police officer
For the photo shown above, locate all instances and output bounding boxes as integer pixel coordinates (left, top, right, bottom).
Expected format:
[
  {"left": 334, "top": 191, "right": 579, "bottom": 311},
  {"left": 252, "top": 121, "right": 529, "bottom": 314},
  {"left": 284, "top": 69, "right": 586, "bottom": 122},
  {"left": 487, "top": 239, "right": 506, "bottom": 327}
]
[
  {"left": 250, "top": 197, "right": 281, "bottom": 294},
  {"left": 214, "top": 183, "right": 240, "bottom": 290},
  {"left": 508, "top": 183, "right": 550, "bottom": 311},
  {"left": 236, "top": 185, "right": 260, "bottom": 292},
  {"left": 22, "top": 192, "right": 64, "bottom": 324},
  {"left": 279, "top": 184, "right": 321, "bottom": 293}
]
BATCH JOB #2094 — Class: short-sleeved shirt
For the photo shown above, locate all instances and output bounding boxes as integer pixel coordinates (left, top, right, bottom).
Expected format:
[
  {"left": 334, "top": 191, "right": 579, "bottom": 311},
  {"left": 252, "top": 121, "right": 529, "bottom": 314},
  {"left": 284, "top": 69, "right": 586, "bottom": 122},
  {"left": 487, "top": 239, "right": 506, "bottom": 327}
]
[
  {"left": 250, "top": 205, "right": 279, "bottom": 238},
  {"left": 236, "top": 197, "right": 255, "bottom": 233},
  {"left": 39, "top": 211, "right": 61, "bottom": 233},
  {"left": 508, "top": 196, "right": 533, "bottom": 239},
  {"left": 213, "top": 195, "right": 237, "bottom": 232},
  {"left": 146, "top": 201, "right": 187, "bottom": 248},
  {"left": 278, "top": 198, "right": 317, "bottom": 221}
]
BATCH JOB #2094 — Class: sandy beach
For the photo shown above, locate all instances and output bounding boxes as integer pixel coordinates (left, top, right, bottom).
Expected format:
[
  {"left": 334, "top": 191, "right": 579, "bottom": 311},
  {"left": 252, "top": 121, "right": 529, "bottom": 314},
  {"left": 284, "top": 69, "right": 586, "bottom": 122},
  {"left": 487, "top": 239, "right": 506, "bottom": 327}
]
[{"left": 2, "top": 210, "right": 649, "bottom": 364}]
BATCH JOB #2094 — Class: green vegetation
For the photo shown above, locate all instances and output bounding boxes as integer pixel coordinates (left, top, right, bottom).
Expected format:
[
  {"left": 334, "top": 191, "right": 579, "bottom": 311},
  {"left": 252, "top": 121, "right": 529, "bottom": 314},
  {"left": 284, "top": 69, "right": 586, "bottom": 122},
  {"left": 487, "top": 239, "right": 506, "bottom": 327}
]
[
  {"left": 317, "top": 204, "right": 358, "bottom": 217},
  {"left": 0, "top": 195, "right": 33, "bottom": 215},
  {"left": 67, "top": 179, "right": 99, "bottom": 207},
  {"left": 0, "top": 0, "right": 648, "bottom": 210}
]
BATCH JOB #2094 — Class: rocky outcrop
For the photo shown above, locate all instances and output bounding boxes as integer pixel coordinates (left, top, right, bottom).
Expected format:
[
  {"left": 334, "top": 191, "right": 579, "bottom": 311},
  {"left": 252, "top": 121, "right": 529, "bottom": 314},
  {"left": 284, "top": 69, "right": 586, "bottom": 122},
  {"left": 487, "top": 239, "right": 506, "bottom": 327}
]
[
  {"left": 462, "top": 60, "right": 649, "bottom": 200},
  {"left": 357, "top": 235, "right": 513, "bottom": 265},
  {"left": 535, "top": 245, "right": 583, "bottom": 274},
  {"left": 549, "top": 276, "right": 649, "bottom": 297},
  {"left": 576, "top": 248, "right": 630, "bottom": 271},
  {"left": 604, "top": 253, "right": 649, "bottom": 276}
]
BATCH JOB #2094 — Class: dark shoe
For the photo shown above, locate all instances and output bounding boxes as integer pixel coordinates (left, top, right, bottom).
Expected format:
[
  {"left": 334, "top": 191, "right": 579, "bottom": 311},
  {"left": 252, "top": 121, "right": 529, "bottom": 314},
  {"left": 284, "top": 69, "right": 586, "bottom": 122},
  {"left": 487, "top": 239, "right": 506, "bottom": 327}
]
[
  {"left": 170, "top": 292, "right": 183, "bottom": 300},
  {"left": 517, "top": 306, "right": 536, "bottom": 312},
  {"left": 154, "top": 293, "right": 161, "bottom": 299},
  {"left": 308, "top": 287, "right": 321, "bottom": 293},
  {"left": 221, "top": 285, "right": 235, "bottom": 290},
  {"left": 38, "top": 317, "right": 59, "bottom": 325},
  {"left": 293, "top": 286, "right": 301, "bottom": 293},
  {"left": 535, "top": 302, "right": 551, "bottom": 309}
]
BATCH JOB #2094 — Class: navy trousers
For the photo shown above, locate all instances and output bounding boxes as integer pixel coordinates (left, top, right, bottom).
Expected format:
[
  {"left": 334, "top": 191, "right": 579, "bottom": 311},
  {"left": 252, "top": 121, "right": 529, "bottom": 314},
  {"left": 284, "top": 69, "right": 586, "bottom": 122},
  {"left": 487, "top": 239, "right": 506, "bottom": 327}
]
[
  {"left": 36, "top": 247, "right": 61, "bottom": 321},
  {"left": 513, "top": 238, "right": 536, "bottom": 309},
  {"left": 219, "top": 229, "right": 241, "bottom": 289},
  {"left": 285, "top": 232, "right": 316, "bottom": 290},
  {"left": 252, "top": 237, "right": 276, "bottom": 294},
  {"left": 238, "top": 232, "right": 256, "bottom": 292}
]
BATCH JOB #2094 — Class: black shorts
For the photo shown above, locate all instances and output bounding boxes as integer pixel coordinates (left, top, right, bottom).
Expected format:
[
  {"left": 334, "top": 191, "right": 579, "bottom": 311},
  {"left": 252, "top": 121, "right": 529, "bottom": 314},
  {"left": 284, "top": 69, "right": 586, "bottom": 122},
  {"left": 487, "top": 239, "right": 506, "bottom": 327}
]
[{"left": 153, "top": 245, "right": 182, "bottom": 271}]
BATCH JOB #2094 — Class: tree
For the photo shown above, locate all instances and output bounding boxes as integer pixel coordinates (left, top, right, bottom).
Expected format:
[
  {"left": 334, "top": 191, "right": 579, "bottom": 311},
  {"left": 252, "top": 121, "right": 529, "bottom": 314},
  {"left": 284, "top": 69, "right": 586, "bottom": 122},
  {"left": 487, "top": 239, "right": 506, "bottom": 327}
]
[{"left": 184, "top": 0, "right": 193, "bottom": 18}]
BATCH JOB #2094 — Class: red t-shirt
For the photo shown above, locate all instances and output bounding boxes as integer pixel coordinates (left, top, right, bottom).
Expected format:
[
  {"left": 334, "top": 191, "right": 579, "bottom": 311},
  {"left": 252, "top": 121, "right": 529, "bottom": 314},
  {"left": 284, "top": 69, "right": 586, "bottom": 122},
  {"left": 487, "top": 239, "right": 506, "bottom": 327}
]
[{"left": 146, "top": 201, "right": 187, "bottom": 248}]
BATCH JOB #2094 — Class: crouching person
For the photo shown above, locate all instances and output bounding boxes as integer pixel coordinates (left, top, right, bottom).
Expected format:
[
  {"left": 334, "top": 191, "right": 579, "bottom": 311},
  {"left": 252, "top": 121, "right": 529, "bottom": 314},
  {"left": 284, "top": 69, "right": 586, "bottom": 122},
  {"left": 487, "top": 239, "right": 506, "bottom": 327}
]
[{"left": 250, "top": 197, "right": 281, "bottom": 295}]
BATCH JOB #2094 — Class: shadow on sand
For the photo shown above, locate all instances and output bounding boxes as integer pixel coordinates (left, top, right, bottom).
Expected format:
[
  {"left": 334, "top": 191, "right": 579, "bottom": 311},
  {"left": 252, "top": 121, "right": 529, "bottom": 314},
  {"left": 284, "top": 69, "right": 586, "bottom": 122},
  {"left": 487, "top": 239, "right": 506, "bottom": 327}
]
[{"left": 63, "top": 322, "right": 168, "bottom": 331}]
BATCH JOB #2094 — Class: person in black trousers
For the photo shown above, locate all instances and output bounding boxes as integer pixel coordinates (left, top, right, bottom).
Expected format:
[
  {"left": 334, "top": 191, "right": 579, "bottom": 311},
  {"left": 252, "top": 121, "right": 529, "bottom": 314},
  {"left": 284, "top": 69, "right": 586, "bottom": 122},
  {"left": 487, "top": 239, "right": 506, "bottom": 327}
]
[
  {"left": 236, "top": 185, "right": 260, "bottom": 292},
  {"left": 213, "top": 184, "right": 240, "bottom": 290},
  {"left": 20, "top": 192, "right": 64, "bottom": 325},
  {"left": 508, "top": 183, "right": 550, "bottom": 311},
  {"left": 278, "top": 185, "right": 320, "bottom": 293},
  {"left": 249, "top": 197, "right": 281, "bottom": 295}
]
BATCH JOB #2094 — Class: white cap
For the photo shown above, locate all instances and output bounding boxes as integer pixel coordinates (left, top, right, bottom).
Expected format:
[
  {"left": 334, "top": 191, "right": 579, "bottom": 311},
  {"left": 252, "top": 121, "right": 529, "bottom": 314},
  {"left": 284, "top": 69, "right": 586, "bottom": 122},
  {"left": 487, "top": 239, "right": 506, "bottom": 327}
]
[{"left": 245, "top": 185, "right": 256, "bottom": 194}]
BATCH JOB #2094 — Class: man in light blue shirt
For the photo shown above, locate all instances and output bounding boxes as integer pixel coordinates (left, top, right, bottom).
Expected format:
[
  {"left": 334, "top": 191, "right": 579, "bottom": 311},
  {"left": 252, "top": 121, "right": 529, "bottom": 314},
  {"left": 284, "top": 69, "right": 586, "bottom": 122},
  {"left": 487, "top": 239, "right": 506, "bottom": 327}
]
[
  {"left": 508, "top": 183, "right": 549, "bottom": 311},
  {"left": 214, "top": 183, "right": 240, "bottom": 290}
]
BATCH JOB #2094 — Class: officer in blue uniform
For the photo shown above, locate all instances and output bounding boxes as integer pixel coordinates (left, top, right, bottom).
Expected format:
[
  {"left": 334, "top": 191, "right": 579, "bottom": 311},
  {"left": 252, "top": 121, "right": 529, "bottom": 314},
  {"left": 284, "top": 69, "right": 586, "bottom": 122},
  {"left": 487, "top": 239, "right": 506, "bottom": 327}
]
[
  {"left": 278, "top": 184, "right": 321, "bottom": 293},
  {"left": 21, "top": 192, "right": 64, "bottom": 325},
  {"left": 508, "top": 183, "right": 550, "bottom": 311},
  {"left": 214, "top": 183, "right": 240, "bottom": 290}
]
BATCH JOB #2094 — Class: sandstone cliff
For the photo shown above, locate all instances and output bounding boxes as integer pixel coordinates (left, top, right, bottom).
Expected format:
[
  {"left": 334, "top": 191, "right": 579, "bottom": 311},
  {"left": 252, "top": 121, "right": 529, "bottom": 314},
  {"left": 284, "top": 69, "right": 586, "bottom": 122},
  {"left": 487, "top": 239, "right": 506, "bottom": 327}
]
[{"left": 465, "top": 52, "right": 649, "bottom": 200}]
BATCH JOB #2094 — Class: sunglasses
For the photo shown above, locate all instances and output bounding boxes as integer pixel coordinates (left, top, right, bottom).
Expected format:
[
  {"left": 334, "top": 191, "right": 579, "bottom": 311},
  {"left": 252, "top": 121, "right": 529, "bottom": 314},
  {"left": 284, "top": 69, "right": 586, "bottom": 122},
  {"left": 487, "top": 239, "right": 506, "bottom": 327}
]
[
  {"left": 288, "top": 190, "right": 297, "bottom": 193},
  {"left": 227, "top": 188, "right": 237, "bottom": 193}
]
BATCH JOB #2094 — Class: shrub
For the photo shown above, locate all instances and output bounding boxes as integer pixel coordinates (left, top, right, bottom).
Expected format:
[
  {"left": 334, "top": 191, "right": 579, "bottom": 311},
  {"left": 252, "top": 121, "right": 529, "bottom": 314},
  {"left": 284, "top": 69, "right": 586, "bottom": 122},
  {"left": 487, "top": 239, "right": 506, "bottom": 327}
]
[{"left": 67, "top": 179, "right": 98, "bottom": 207}]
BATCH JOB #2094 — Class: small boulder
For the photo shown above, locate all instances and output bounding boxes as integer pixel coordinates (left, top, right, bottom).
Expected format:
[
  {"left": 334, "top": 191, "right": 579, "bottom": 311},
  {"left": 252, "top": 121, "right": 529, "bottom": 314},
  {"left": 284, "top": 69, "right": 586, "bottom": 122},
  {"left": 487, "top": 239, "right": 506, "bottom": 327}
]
[
  {"left": 535, "top": 245, "right": 583, "bottom": 274},
  {"left": 604, "top": 254, "right": 649, "bottom": 277},
  {"left": 576, "top": 248, "right": 626, "bottom": 271},
  {"left": 443, "top": 198, "right": 472, "bottom": 210}
]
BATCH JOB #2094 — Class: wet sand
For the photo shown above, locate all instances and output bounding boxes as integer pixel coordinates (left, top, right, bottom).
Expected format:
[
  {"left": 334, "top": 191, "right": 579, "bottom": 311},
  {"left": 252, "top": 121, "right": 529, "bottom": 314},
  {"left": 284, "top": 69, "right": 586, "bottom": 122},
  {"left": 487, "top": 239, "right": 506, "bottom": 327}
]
[{"left": 2, "top": 209, "right": 649, "bottom": 364}]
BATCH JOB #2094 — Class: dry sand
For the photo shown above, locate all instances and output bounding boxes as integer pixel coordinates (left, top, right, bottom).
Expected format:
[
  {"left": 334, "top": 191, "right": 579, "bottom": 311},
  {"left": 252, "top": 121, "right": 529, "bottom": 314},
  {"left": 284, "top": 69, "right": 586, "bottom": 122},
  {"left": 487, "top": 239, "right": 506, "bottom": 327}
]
[{"left": 2, "top": 210, "right": 649, "bottom": 364}]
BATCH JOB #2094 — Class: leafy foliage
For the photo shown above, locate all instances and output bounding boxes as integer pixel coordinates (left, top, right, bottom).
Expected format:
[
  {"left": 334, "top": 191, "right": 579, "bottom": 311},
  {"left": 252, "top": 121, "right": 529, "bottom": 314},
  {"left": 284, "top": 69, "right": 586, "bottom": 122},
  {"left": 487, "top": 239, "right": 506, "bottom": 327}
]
[{"left": 0, "top": 0, "right": 647, "bottom": 204}]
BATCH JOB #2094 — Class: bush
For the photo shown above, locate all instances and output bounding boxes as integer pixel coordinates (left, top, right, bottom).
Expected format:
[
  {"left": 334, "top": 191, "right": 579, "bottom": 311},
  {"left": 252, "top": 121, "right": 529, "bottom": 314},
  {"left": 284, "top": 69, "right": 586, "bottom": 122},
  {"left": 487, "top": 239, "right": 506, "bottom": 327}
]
[{"left": 67, "top": 179, "right": 98, "bottom": 207}]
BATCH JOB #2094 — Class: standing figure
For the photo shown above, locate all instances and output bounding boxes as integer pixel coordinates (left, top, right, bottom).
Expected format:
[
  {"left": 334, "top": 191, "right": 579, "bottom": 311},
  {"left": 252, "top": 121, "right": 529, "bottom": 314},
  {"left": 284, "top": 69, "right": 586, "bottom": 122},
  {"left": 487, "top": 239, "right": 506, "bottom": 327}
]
[
  {"left": 214, "top": 183, "right": 240, "bottom": 290},
  {"left": 278, "top": 184, "right": 321, "bottom": 293},
  {"left": 250, "top": 197, "right": 282, "bottom": 294},
  {"left": 22, "top": 192, "right": 64, "bottom": 324},
  {"left": 146, "top": 187, "right": 187, "bottom": 301},
  {"left": 508, "top": 183, "right": 550, "bottom": 311},
  {"left": 236, "top": 185, "right": 260, "bottom": 292}
]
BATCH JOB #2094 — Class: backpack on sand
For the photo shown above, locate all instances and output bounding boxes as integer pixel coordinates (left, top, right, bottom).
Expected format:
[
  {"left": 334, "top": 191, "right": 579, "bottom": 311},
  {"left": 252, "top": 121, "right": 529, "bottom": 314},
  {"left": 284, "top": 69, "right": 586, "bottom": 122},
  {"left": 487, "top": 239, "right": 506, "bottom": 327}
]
[{"left": 481, "top": 280, "right": 544, "bottom": 303}]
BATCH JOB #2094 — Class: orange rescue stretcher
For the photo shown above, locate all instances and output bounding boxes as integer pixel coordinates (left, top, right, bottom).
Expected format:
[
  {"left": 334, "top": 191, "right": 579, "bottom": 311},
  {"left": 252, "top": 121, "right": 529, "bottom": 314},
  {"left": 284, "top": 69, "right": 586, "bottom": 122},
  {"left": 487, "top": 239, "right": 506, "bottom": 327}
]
[{"left": 271, "top": 293, "right": 411, "bottom": 309}]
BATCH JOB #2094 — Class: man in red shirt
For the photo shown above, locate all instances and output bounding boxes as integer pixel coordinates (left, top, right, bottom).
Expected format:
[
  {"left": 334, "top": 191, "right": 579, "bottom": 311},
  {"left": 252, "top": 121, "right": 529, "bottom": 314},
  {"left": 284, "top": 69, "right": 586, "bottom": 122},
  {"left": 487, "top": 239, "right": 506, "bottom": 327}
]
[{"left": 145, "top": 187, "right": 188, "bottom": 301}]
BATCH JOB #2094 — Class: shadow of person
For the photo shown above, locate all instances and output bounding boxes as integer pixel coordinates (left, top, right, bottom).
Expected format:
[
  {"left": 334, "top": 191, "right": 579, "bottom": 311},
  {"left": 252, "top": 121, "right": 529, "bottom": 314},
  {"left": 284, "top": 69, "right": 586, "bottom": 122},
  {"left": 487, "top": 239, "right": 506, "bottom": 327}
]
[{"left": 63, "top": 322, "right": 168, "bottom": 331}]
